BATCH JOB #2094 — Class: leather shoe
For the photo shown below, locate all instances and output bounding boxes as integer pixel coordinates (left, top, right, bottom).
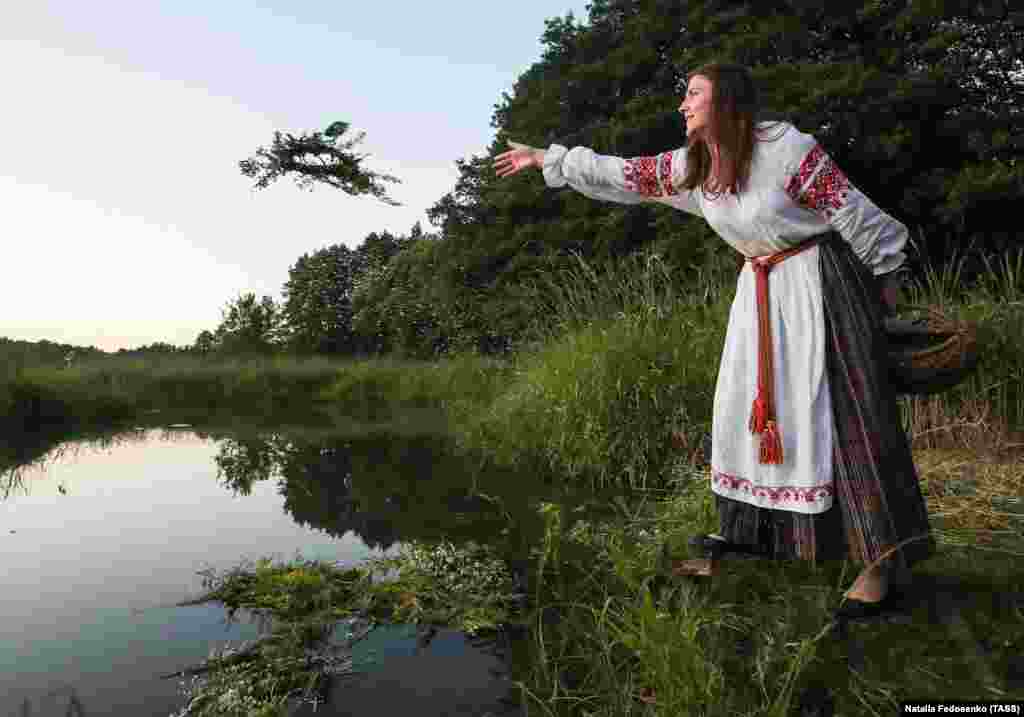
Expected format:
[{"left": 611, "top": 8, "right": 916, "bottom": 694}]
[{"left": 688, "top": 533, "right": 765, "bottom": 560}]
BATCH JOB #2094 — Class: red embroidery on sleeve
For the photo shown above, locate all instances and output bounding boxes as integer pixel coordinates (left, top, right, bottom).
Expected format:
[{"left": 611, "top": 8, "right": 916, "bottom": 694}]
[
  {"left": 785, "top": 144, "right": 851, "bottom": 221},
  {"left": 623, "top": 155, "right": 662, "bottom": 197},
  {"left": 659, "top": 151, "right": 678, "bottom": 196}
]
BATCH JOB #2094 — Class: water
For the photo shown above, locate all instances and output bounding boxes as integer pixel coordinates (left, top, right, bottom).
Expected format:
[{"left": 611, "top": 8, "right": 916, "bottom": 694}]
[{"left": 0, "top": 422, "right": 601, "bottom": 716}]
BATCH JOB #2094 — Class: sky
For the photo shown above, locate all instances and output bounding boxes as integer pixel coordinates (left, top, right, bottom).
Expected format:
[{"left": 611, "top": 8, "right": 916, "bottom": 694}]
[{"left": 1, "top": 1, "right": 595, "bottom": 352}]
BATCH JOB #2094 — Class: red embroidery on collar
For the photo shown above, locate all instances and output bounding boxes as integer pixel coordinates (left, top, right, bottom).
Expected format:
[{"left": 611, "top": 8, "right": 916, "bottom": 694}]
[{"left": 785, "top": 144, "right": 851, "bottom": 221}]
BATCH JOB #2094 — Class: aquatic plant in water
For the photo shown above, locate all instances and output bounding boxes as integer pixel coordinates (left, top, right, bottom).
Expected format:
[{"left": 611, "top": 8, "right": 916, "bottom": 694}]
[{"left": 170, "top": 541, "right": 521, "bottom": 716}]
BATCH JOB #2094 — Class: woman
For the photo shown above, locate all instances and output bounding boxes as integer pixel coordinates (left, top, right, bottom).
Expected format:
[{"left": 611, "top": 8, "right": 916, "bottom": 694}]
[{"left": 492, "top": 62, "right": 935, "bottom": 620}]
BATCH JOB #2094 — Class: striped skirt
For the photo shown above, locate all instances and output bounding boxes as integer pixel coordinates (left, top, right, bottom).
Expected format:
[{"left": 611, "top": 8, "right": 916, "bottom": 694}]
[{"left": 715, "top": 232, "right": 936, "bottom": 570}]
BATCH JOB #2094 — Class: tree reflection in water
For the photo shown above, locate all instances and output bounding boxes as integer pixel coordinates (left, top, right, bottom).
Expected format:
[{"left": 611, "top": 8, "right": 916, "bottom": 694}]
[{"left": 207, "top": 427, "right": 553, "bottom": 556}]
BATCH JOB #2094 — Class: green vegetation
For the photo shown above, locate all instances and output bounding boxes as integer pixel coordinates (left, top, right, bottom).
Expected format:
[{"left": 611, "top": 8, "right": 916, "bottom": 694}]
[
  {"left": 171, "top": 544, "right": 522, "bottom": 717},
  {"left": 5, "top": 241, "right": 1023, "bottom": 491},
  {"left": 168, "top": 459, "right": 1024, "bottom": 716},
  {"left": 7, "top": 242, "right": 1013, "bottom": 716},
  {"left": 3, "top": 2, "right": 1022, "bottom": 714}
]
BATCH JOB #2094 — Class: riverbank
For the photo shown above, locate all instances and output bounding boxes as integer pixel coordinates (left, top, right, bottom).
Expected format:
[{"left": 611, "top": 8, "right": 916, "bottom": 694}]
[
  {"left": 166, "top": 448, "right": 1024, "bottom": 716},
  {"left": 3, "top": 247, "right": 1024, "bottom": 714}
]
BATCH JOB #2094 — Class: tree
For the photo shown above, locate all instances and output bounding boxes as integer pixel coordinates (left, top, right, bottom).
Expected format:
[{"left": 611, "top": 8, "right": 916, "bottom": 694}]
[
  {"left": 279, "top": 244, "right": 361, "bottom": 356},
  {"left": 350, "top": 235, "right": 456, "bottom": 359},
  {"left": 239, "top": 120, "right": 404, "bottom": 206},
  {"left": 408, "top": 0, "right": 1023, "bottom": 358},
  {"left": 193, "top": 330, "right": 216, "bottom": 356},
  {"left": 212, "top": 292, "right": 285, "bottom": 357},
  {"left": 277, "top": 228, "right": 416, "bottom": 358}
]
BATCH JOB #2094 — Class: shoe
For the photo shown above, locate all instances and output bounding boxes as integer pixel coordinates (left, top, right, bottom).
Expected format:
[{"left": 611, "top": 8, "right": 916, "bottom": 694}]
[
  {"left": 688, "top": 533, "right": 766, "bottom": 561},
  {"left": 833, "top": 587, "right": 908, "bottom": 622}
]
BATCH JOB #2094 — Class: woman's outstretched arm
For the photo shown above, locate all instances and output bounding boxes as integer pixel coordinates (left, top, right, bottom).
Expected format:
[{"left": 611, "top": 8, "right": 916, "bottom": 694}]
[{"left": 492, "top": 139, "right": 703, "bottom": 217}]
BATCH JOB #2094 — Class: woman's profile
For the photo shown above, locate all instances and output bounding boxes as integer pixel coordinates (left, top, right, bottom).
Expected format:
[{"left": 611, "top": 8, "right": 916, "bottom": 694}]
[{"left": 492, "top": 62, "right": 935, "bottom": 622}]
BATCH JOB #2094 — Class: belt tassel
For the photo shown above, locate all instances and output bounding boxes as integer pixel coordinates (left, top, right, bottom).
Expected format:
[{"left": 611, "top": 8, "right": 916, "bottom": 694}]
[{"left": 760, "top": 420, "right": 783, "bottom": 465}]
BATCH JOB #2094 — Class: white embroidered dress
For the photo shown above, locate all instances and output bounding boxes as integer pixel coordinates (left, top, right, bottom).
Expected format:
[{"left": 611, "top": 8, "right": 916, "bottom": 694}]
[{"left": 541, "top": 121, "right": 909, "bottom": 515}]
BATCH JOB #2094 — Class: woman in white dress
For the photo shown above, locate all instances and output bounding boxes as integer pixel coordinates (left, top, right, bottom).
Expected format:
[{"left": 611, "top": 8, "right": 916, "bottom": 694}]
[{"left": 493, "top": 62, "right": 935, "bottom": 620}]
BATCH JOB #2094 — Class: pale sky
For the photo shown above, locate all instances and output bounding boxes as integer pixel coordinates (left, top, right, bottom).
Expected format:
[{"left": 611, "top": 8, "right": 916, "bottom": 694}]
[{"left": 2, "top": 1, "right": 593, "bottom": 352}]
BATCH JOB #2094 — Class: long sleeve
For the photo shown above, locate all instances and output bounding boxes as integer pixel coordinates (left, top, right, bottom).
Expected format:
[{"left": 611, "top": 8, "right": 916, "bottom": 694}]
[
  {"left": 542, "top": 144, "right": 703, "bottom": 218},
  {"left": 781, "top": 130, "right": 908, "bottom": 276}
]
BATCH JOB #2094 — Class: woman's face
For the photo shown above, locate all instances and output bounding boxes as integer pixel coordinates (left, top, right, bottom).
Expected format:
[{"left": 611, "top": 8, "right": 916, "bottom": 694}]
[{"left": 679, "top": 75, "right": 713, "bottom": 141}]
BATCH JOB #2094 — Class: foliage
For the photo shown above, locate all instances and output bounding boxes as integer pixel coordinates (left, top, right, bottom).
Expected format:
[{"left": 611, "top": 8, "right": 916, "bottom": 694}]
[
  {"left": 464, "top": 248, "right": 730, "bottom": 492},
  {"left": 173, "top": 542, "right": 520, "bottom": 716},
  {"left": 280, "top": 228, "right": 418, "bottom": 358},
  {"left": 239, "top": 120, "right": 403, "bottom": 206},
  {"left": 349, "top": 235, "right": 468, "bottom": 359},
  {"left": 367, "top": 540, "right": 517, "bottom": 634},
  {"left": 211, "top": 292, "right": 286, "bottom": 357},
  {"left": 0, "top": 336, "right": 106, "bottom": 377},
  {"left": 220, "top": 1, "right": 1023, "bottom": 362},
  {"left": 375, "top": 0, "right": 1023, "bottom": 359},
  {"left": 278, "top": 242, "right": 363, "bottom": 357},
  {"left": 172, "top": 559, "right": 373, "bottom": 717}
]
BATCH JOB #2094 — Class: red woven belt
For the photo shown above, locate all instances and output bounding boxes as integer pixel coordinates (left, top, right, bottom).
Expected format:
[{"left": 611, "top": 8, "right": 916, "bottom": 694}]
[{"left": 745, "top": 235, "right": 826, "bottom": 465}]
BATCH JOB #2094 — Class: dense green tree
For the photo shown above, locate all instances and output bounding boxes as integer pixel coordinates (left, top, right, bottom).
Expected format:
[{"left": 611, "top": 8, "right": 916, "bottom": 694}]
[
  {"left": 212, "top": 292, "right": 285, "bottom": 356},
  {"left": 278, "top": 226, "right": 419, "bottom": 357},
  {"left": 350, "top": 234, "right": 458, "bottom": 359},
  {"left": 279, "top": 243, "right": 362, "bottom": 356},
  {"left": 192, "top": 330, "right": 216, "bottom": 356},
  {"left": 406, "top": 0, "right": 1022, "bottom": 358}
]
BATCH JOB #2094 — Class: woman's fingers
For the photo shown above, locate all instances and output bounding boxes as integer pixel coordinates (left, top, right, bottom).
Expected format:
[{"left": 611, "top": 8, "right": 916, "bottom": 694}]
[{"left": 492, "top": 140, "right": 535, "bottom": 178}]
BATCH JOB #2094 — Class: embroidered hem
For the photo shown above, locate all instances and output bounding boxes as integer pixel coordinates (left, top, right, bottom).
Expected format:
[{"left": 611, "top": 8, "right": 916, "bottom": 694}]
[{"left": 711, "top": 469, "right": 834, "bottom": 513}]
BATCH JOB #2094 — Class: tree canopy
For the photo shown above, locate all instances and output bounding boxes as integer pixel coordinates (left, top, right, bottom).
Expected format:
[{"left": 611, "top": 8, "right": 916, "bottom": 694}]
[{"left": 223, "top": 0, "right": 1021, "bottom": 362}]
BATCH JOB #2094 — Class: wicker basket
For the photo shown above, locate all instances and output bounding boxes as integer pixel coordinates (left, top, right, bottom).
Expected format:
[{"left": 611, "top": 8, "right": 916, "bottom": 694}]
[{"left": 884, "top": 305, "right": 980, "bottom": 396}]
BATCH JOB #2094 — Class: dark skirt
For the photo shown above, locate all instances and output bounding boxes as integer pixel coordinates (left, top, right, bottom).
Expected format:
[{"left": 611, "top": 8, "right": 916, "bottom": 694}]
[{"left": 715, "top": 231, "right": 936, "bottom": 570}]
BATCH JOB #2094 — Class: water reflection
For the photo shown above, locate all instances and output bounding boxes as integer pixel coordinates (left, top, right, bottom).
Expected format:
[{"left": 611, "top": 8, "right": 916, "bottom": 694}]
[
  {"left": 16, "top": 688, "right": 86, "bottom": 717},
  {"left": 1, "top": 421, "right": 629, "bottom": 716}
]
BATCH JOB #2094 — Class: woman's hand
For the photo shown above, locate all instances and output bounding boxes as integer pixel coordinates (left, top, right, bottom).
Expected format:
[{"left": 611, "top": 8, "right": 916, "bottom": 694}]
[{"left": 493, "top": 141, "right": 544, "bottom": 178}]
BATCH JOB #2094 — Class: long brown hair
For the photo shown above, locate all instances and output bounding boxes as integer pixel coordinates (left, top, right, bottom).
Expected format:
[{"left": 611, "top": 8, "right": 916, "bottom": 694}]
[{"left": 679, "top": 62, "right": 790, "bottom": 200}]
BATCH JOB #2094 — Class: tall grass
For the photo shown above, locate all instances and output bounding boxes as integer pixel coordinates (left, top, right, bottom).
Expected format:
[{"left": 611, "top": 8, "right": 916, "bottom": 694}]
[
  {"left": 0, "top": 354, "right": 366, "bottom": 431},
  {"left": 458, "top": 248, "right": 731, "bottom": 492}
]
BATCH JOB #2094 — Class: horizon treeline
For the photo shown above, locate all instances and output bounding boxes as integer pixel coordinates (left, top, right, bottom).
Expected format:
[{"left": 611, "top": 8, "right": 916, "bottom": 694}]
[{"left": 8, "top": 0, "right": 1022, "bottom": 366}]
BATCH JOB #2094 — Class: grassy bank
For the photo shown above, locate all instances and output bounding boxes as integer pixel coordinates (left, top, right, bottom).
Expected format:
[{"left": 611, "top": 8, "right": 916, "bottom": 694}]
[{"left": 4, "top": 243, "right": 1024, "bottom": 715}]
